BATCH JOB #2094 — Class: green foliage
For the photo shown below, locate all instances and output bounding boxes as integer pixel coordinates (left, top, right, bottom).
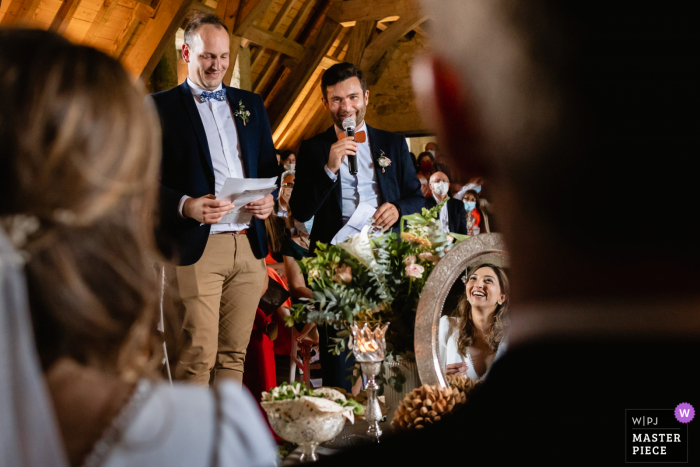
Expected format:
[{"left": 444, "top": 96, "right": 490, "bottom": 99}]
[{"left": 287, "top": 201, "right": 464, "bottom": 391}]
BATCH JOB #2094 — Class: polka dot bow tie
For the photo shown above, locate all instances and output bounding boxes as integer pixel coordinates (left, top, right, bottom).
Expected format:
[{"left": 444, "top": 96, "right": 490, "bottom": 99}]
[{"left": 199, "top": 89, "right": 226, "bottom": 103}]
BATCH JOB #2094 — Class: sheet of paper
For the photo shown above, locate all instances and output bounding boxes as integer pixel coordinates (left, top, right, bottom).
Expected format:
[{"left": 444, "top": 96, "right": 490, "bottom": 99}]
[
  {"left": 216, "top": 176, "right": 278, "bottom": 225},
  {"left": 331, "top": 202, "right": 377, "bottom": 245}
]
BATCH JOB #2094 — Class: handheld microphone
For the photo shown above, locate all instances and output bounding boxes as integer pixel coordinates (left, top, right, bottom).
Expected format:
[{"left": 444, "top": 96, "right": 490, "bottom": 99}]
[{"left": 342, "top": 117, "right": 358, "bottom": 175}]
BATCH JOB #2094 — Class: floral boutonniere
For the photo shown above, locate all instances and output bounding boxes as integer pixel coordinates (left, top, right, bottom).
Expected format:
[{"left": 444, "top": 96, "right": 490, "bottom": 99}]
[
  {"left": 234, "top": 100, "right": 251, "bottom": 126},
  {"left": 376, "top": 150, "right": 391, "bottom": 173}
]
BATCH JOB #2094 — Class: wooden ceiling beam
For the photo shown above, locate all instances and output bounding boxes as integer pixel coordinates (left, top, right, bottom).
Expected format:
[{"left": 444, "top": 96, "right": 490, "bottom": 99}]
[
  {"left": 359, "top": 8, "right": 427, "bottom": 72},
  {"left": 0, "top": 0, "right": 41, "bottom": 25},
  {"left": 343, "top": 19, "right": 374, "bottom": 66},
  {"left": 249, "top": 0, "right": 296, "bottom": 75},
  {"left": 266, "top": 16, "right": 342, "bottom": 131},
  {"left": 122, "top": 0, "right": 193, "bottom": 81},
  {"left": 244, "top": 25, "right": 304, "bottom": 59},
  {"left": 327, "top": 0, "right": 419, "bottom": 23},
  {"left": 49, "top": 0, "right": 80, "bottom": 34},
  {"left": 214, "top": 0, "right": 241, "bottom": 86},
  {"left": 112, "top": 2, "right": 155, "bottom": 58},
  {"left": 233, "top": 0, "right": 274, "bottom": 36},
  {"left": 83, "top": 0, "right": 121, "bottom": 47}
]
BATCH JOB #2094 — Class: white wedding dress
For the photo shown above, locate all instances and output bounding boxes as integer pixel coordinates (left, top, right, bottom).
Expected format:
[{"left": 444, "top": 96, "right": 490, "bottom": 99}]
[{"left": 438, "top": 315, "right": 507, "bottom": 381}]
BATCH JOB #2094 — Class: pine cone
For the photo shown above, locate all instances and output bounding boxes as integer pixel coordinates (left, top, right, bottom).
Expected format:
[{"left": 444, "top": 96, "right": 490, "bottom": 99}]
[{"left": 391, "top": 384, "right": 466, "bottom": 431}]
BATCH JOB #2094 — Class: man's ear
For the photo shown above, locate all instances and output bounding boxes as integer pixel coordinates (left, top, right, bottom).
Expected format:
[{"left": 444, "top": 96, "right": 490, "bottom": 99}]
[
  {"left": 412, "top": 55, "right": 489, "bottom": 180},
  {"left": 321, "top": 96, "right": 329, "bottom": 110}
]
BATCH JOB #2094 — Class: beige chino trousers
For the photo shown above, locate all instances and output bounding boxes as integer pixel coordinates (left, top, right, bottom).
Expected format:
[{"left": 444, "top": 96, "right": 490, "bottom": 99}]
[{"left": 172, "top": 233, "right": 266, "bottom": 385}]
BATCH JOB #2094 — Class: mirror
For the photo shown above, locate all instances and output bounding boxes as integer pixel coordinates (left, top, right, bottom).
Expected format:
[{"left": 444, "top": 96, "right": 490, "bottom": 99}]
[{"left": 415, "top": 233, "right": 508, "bottom": 387}]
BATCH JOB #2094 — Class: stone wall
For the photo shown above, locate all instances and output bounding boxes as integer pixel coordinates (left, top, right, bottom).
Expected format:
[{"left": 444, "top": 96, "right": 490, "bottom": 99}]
[{"left": 365, "top": 32, "right": 430, "bottom": 135}]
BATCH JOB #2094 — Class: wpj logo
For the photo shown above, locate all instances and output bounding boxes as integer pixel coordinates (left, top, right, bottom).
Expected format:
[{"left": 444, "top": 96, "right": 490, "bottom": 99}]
[{"left": 625, "top": 404, "right": 693, "bottom": 463}]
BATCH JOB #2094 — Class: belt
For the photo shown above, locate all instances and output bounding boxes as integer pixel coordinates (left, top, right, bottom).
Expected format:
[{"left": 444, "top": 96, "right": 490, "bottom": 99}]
[{"left": 212, "top": 229, "right": 247, "bottom": 235}]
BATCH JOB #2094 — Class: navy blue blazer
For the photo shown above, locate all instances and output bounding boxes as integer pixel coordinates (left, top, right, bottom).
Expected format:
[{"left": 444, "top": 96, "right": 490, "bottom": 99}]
[
  {"left": 289, "top": 124, "right": 425, "bottom": 251},
  {"left": 151, "top": 81, "right": 277, "bottom": 266},
  {"left": 425, "top": 196, "right": 468, "bottom": 235}
]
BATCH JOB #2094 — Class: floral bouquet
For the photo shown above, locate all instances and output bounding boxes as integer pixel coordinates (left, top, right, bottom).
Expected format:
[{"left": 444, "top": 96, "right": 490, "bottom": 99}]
[{"left": 287, "top": 198, "right": 466, "bottom": 391}]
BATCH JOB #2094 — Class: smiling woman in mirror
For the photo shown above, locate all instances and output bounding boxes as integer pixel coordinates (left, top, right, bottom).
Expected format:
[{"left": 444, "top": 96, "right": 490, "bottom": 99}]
[{"left": 439, "top": 264, "right": 510, "bottom": 381}]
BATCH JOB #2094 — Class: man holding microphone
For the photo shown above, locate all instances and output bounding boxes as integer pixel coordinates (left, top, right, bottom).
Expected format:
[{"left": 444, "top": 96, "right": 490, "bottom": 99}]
[{"left": 290, "top": 62, "right": 424, "bottom": 388}]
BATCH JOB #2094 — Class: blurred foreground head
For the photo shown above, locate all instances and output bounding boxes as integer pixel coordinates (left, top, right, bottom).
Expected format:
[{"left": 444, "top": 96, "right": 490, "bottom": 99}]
[
  {"left": 415, "top": 1, "right": 697, "bottom": 302},
  {"left": 0, "top": 29, "right": 162, "bottom": 377}
]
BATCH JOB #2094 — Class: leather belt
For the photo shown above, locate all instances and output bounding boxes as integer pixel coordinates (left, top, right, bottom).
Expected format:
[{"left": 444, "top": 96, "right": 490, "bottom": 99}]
[{"left": 213, "top": 229, "right": 247, "bottom": 235}]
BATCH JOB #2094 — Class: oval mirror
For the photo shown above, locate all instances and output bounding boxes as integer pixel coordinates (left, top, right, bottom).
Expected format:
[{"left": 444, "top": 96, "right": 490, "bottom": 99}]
[{"left": 415, "top": 233, "right": 508, "bottom": 387}]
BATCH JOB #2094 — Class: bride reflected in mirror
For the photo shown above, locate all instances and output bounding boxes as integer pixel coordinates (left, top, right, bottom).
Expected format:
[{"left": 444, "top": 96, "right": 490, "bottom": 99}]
[{"left": 439, "top": 264, "right": 510, "bottom": 381}]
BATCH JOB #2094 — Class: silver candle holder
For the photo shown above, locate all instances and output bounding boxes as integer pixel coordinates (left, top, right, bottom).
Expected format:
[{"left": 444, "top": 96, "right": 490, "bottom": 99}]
[{"left": 351, "top": 322, "right": 389, "bottom": 439}]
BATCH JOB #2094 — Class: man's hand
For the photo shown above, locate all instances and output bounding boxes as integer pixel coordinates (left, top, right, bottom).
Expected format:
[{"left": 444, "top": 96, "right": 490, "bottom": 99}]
[
  {"left": 327, "top": 137, "right": 357, "bottom": 174},
  {"left": 184, "top": 194, "right": 233, "bottom": 224},
  {"left": 373, "top": 203, "right": 399, "bottom": 230},
  {"left": 244, "top": 193, "right": 275, "bottom": 220}
]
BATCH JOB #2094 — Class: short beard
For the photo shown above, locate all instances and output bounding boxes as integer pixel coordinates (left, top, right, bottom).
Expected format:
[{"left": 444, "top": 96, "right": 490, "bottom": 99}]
[{"left": 331, "top": 106, "right": 366, "bottom": 130}]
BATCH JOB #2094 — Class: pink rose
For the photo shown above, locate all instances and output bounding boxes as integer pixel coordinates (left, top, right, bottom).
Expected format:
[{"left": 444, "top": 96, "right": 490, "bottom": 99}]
[
  {"left": 405, "top": 263, "right": 425, "bottom": 279},
  {"left": 404, "top": 255, "right": 416, "bottom": 266}
]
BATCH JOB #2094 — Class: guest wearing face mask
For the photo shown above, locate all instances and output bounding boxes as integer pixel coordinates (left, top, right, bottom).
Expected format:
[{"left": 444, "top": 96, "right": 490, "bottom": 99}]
[
  {"left": 280, "top": 150, "right": 296, "bottom": 171},
  {"left": 425, "top": 171, "right": 468, "bottom": 235},
  {"left": 416, "top": 151, "right": 435, "bottom": 197},
  {"left": 426, "top": 142, "right": 451, "bottom": 178},
  {"left": 463, "top": 189, "right": 482, "bottom": 236}
]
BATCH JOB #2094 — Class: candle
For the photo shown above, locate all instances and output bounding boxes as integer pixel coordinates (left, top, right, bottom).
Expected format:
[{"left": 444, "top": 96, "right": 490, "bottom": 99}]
[{"left": 351, "top": 322, "right": 389, "bottom": 362}]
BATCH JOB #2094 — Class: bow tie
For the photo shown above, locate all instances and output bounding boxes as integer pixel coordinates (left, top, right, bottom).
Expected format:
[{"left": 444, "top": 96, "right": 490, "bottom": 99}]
[
  {"left": 199, "top": 89, "right": 226, "bottom": 103},
  {"left": 337, "top": 130, "right": 367, "bottom": 143}
]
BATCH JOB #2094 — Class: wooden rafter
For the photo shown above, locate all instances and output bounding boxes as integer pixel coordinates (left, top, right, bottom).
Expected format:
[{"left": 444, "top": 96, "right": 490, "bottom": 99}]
[
  {"left": 253, "top": 0, "right": 317, "bottom": 96},
  {"left": 112, "top": 2, "right": 154, "bottom": 58},
  {"left": 122, "top": 0, "right": 193, "bottom": 81},
  {"left": 266, "top": 16, "right": 342, "bottom": 131},
  {"left": 244, "top": 25, "right": 304, "bottom": 59},
  {"left": 250, "top": 0, "right": 296, "bottom": 68},
  {"left": 233, "top": 0, "right": 274, "bottom": 36},
  {"left": 83, "top": 0, "right": 121, "bottom": 47},
  {"left": 214, "top": 0, "right": 241, "bottom": 86},
  {"left": 327, "top": 0, "right": 419, "bottom": 24},
  {"left": 49, "top": 0, "right": 81, "bottom": 34},
  {"left": 359, "top": 8, "right": 427, "bottom": 72},
  {"left": 0, "top": 0, "right": 41, "bottom": 25},
  {"left": 344, "top": 19, "right": 375, "bottom": 66}
]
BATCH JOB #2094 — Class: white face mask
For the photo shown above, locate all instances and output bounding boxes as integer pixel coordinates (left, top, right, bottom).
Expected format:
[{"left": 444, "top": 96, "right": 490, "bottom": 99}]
[
  {"left": 432, "top": 181, "right": 449, "bottom": 196},
  {"left": 428, "top": 150, "right": 436, "bottom": 157},
  {"left": 284, "top": 163, "right": 295, "bottom": 171}
]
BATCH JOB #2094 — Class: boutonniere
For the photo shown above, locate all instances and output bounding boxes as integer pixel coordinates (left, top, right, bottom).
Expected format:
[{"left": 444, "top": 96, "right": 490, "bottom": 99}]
[
  {"left": 376, "top": 150, "right": 391, "bottom": 173},
  {"left": 233, "top": 100, "right": 251, "bottom": 126}
]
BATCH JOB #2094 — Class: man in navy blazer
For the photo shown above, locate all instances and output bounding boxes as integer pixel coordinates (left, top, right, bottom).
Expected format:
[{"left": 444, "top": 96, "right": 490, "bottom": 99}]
[
  {"left": 290, "top": 63, "right": 424, "bottom": 253},
  {"left": 151, "top": 14, "right": 277, "bottom": 386},
  {"left": 289, "top": 63, "right": 424, "bottom": 389},
  {"left": 425, "top": 171, "right": 468, "bottom": 235}
]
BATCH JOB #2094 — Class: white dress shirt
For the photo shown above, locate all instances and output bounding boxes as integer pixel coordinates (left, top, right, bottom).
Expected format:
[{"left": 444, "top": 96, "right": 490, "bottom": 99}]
[
  {"left": 434, "top": 195, "right": 450, "bottom": 234},
  {"left": 324, "top": 122, "right": 380, "bottom": 224},
  {"left": 179, "top": 78, "right": 248, "bottom": 233}
]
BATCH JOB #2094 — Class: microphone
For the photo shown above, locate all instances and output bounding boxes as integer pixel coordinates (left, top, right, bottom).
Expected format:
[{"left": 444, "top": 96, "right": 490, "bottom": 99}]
[{"left": 342, "top": 117, "right": 358, "bottom": 175}]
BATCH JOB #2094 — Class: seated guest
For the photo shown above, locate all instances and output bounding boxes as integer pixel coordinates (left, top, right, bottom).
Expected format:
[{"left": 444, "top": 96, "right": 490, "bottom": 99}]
[
  {"left": 0, "top": 29, "right": 276, "bottom": 467},
  {"left": 463, "top": 189, "right": 482, "bottom": 235},
  {"left": 280, "top": 150, "right": 296, "bottom": 171},
  {"left": 426, "top": 171, "right": 468, "bottom": 235},
  {"left": 439, "top": 264, "right": 509, "bottom": 381},
  {"left": 290, "top": 62, "right": 424, "bottom": 389},
  {"left": 416, "top": 151, "right": 435, "bottom": 197},
  {"left": 426, "top": 142, "right": 451, "bottom": 177}
]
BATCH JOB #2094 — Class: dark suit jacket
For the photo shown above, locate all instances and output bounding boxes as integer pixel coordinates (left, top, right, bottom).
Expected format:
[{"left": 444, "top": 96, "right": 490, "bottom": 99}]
[
  {"left": 289, "top": 124, "right": 424, "bottom": 251},
  {"left": 425, "top": 196, "right": 468, "bottom": 235},
  {"left": 151, "top": 81, "right": 277, "bottom": 266}
]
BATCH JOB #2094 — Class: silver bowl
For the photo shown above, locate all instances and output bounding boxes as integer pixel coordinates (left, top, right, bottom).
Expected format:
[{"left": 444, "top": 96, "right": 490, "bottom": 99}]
[{"left": 267, "top": 412, "right": 347, "bottom": 462}]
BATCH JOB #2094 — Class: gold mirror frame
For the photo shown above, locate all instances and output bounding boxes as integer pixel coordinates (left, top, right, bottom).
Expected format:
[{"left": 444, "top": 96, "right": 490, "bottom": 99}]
[{"left": 414, "top": 233, "right": 508, "bottom": 387}]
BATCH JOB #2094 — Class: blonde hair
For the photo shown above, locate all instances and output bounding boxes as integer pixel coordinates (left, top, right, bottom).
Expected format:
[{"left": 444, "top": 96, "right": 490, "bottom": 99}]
[{"left": 0, "top": 29, "right": 162, "bottom": 378}]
